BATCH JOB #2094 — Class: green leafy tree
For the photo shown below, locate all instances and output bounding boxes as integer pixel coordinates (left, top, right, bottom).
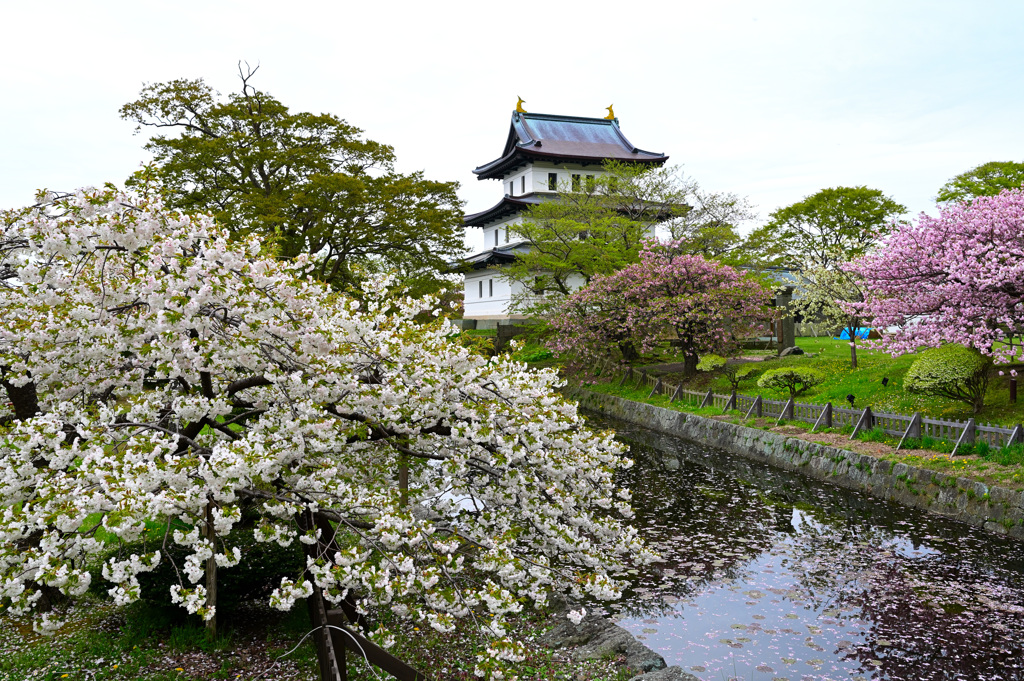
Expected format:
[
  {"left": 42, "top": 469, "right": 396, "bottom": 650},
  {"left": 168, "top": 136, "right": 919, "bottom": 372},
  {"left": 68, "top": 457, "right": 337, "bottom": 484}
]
[
  {"left": 120, "top": 65, "right": 465, "bottom": 295},
  {"left": 504, "top": 162, "right": 753, "bottom": 315},
  {"left": 757, "top": 367, "right": 825, "bottom": 399},
  {"left": 904, "top": 345, "right": 992, "bottom": 414},
  {"left": 792, "top": 267, "right": 869, "bottom": 369},
  {"left": 746, "top": 186, "right": 906, "bottom": 271},
  {"left": 937, "top": 161, "right": 1024, "bottom": 205}
]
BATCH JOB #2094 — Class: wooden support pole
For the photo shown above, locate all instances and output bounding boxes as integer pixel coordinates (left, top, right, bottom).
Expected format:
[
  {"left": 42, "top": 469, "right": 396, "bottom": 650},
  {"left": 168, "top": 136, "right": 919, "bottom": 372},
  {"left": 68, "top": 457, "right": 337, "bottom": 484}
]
[
  {"left": 744, "top": 395, "right": 762, "bottom": 420},
  {"left": 1012, "top": 378, "right": 1018, "bottom": 404},
  {"left": 669, "top": 383, "right": 682, "bottom": 403},
  {"left": 777, "top": 398, "right": 794, "bottom": 425},
  {"left": 618, "top": 367, "right": 632, "bottom": 387},
  {"left": 896, "top": 412, "right": 922, "bottom": 451},
  {"left": 324, "top": 610, "right": 430, "bottom": 681},
  {"left": 850, "top": 406, "right": 874, "bottom": 440},
  {"left": 724, "top": 390, "right": 737, "bottom": 413},
  {"left": 810, "top": 402, "right": 832, "bottom": 433},
  {"left": 699, "top": 389, "right": 714, "bottom": 408},
  {"left": 1007, "top": 423, "right": 1024, "bottom": 447},
  {"left": 648, "top": 378, "right": 662, "bottom": 399},
  {"left": 204, "top": 501, "right": 217, "bottom": 639},
  {"left": 951, "top": 418, "right": 976, "bottom": 456},
  {"left": 309, "top": 587, "right": 345, "bottom": 681}
]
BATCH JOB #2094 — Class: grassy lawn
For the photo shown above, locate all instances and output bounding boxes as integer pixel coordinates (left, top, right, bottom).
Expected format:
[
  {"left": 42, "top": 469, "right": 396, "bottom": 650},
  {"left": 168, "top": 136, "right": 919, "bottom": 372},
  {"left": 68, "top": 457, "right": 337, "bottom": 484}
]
[
  {"left": 0, "top": 597, "right": 630, "bottom": 681},
  {"left": 641, "top": 337, "right": 1024, "bottom": 427},
  {"left": 579, "top": 371, "right": 1024, "bottom": 491}
]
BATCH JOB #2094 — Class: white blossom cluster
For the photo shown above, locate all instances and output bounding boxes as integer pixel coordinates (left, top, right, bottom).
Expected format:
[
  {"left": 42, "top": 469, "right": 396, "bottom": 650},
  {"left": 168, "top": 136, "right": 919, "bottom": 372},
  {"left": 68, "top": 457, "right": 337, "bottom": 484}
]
[{"left": 0, "top": 187, "right": 654, "bottom": 677}]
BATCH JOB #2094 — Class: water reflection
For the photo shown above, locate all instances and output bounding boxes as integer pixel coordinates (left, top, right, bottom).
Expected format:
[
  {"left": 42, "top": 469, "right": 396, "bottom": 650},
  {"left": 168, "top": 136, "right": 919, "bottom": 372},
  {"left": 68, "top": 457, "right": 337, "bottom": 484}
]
[{"left": 591, "top": 414, "right": 1024, "bottom": 681}]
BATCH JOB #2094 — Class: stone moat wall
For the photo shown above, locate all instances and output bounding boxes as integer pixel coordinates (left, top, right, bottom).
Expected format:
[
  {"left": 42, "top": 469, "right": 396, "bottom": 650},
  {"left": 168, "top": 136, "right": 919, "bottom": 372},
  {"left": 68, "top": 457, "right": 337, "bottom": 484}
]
[{"left": 572, "top": 388, "right": 1024, "bottom": 541}]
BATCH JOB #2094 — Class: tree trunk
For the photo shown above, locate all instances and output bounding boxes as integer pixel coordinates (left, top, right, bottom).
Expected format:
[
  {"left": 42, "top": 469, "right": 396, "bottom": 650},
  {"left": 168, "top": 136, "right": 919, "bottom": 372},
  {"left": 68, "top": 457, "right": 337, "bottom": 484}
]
[
  {"left": 682, "top": 352, "right": 699, "bottom": 378},
  {"left": 618, "top": 341, "right": 639, "bottom": 362},
  {"left": 849, "top": 340, "right": 858, "bottom": 369},
  {"left": 1, "top": 372, "right": 39, "bottom": 422},
  {"left": 399, "top": 457, "right": 409, "bottom": 508},
  {"left": 204, "top": 501, "right": 217, "bottom": 639}
]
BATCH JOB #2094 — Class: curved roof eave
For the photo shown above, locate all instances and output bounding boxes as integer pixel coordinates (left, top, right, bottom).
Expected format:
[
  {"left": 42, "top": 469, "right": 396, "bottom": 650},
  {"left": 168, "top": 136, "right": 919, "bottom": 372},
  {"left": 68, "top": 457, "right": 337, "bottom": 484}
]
[
  {"left": 463, "top": 194, "right": 545, "bottom": 227},
  {"left": 473, "top": 147, "right": 668, "bottom": 180}
]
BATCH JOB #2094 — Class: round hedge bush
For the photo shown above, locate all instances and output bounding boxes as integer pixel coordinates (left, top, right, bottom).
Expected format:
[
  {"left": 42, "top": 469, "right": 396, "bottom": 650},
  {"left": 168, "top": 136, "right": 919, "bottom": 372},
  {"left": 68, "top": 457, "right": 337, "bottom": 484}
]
[{"left": 905, "top": 344, "right": 991, "bottom": 413}]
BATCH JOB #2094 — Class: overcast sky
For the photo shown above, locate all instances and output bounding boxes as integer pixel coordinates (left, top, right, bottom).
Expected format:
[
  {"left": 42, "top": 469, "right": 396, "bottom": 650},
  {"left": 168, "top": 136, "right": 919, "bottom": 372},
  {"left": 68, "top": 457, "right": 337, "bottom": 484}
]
[{"left": 3, "top": 1, "right": 1022, "bottom": 252}]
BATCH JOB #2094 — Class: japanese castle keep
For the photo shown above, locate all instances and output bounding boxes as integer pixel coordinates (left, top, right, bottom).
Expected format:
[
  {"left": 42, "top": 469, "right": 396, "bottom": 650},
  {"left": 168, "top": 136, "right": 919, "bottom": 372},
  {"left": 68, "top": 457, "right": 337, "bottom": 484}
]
[{"left": 462, "top": 104, "right": 669, "bottom": 321}]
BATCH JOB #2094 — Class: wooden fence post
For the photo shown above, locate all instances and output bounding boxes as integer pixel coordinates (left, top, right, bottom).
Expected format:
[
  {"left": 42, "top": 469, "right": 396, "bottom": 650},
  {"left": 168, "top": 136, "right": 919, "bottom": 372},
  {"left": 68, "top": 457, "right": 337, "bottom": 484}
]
[
  {"left": 777, "top": 398, "right": 794, "bottom": 425},
  {"left": 618, "top": 367, "right": 632, "bottom": 387},
  {"left": 850, "top": 406, "right": 874, "bottom": 439},
  {"left": 1007, "top": 423, "right": 1024, "bottom": 447},
  {"left": 648, "top": 378, "right": 662, "bottom": 399},
  {"left": 810, "top": 402, "right": 832, "bottom": 432},
  {"left": 744, "top": 395, "right": 762, "bottom": 420},
  {"left": 724, "top": 390, "right": 737, "bottom": 413},
  {"left": 699, "top": 389, "right": 714, "bottom": 408},
  {"left": 896, "top": 412, "right": 922, "bottom": 451},
  {"left": 669, "top": 383, "right": 682, "bottom": 403},
  {"left": 1012, "top": 378, "right": 1018, "bottom": 404},
  {"left": 951, "top": 418, "right": 976, "bottom": 456}
]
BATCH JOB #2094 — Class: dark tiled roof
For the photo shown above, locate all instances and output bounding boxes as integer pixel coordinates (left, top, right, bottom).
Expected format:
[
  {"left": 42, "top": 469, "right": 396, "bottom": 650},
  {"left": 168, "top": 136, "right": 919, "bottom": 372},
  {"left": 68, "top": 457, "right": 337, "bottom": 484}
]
[
  {"left": 463, "top": 193, "right": 548, "bottom": 228},
  {"left": 464, "top": 243, "right": 532, "bottom": 270},
  {"left": 474, "top": 112, "right": 668, "bottom": 180}
]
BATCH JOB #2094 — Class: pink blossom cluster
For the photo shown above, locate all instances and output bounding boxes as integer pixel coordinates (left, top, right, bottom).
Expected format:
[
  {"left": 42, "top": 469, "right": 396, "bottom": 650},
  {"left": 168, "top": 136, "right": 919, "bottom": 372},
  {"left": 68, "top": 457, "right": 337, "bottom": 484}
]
[
  {"left": 850, "top": 189, "right": 1024, "bottom": 362},
  {"left": 549, "top": 241, "right": 772, "bottom": 368}
]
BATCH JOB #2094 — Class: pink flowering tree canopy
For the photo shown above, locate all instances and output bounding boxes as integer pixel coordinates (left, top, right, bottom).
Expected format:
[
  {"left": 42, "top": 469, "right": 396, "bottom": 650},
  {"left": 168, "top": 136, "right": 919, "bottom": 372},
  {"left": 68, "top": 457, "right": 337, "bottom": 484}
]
[
  {"left": 549, "top": 242, "right": 774, "bottom": 375},
  {"left": 849, "top": 189, "right": 1024, "bottom": 363},
  {"left": 0, "top": 187, "right": 651, "bottom": 678}
]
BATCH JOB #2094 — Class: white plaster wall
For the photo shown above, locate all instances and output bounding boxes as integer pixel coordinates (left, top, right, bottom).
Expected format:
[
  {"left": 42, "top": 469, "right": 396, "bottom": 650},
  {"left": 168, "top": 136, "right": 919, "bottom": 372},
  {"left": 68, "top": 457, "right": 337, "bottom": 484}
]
[
  {"left": 501, "top": 162, "right": 609, "bottom": 197},
  {"left": 477, "top": 216, "right": 526, "bottom": 250},
  {"left": 464, "top": 269, "right": 526, "bottom": 319}
]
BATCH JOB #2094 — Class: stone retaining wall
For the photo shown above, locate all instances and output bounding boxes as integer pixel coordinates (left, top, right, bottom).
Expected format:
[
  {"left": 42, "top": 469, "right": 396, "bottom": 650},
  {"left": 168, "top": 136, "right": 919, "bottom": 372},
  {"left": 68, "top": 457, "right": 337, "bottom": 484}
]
[{"left": 573, "top": 389, "right": 1024, "bottom": 541}]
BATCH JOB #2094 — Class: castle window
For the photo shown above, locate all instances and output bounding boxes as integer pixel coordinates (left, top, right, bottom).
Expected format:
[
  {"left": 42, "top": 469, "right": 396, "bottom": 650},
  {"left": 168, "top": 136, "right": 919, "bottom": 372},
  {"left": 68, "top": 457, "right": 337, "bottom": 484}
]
[
  {"left": 478, "top": 281, "right": 483, "bottom": 298},
  {"left": 585, "top": 175, "right": 596, "bottom": 192},
  {"left": 548, "top": 173, "right": 557, "bottom": 190},
  {"left": 489, "top": 279, "right": 494, "bottom": 297},
  {"left": 572, "top": 174, "right": 581, "bottom": 191},
  {"left": 493, "top": 229, "right": 499, "bottom": 247},
  {"left": 521, "top": 176, "right": 526, "bottom": 194}
]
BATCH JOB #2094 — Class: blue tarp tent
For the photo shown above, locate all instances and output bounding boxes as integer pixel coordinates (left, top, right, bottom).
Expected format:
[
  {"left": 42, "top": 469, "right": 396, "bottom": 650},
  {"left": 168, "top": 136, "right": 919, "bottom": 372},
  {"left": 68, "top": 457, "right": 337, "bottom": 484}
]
[{"left": 837, "top": 328, "right": 871, "bottom": 340}]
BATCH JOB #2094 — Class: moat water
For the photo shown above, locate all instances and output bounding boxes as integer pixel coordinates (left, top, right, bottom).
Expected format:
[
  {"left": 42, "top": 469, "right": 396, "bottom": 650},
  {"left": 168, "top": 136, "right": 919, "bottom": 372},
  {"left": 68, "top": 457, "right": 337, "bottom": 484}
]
[{"left": 590, "top": 414, "right": 1024, "bottom": 681}]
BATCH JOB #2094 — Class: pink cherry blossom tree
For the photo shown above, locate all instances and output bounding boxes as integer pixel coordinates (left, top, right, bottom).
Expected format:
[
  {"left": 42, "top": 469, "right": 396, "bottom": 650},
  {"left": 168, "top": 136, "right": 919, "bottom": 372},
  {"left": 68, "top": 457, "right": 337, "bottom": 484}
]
[
  {"left": 549, "top": 242, "right": 774, "bottom": 375},
  {"left": 0, "top": 187, "right": 651, "bottom": 678},
  {"left": 849, "top": 189, "right": 1024, "bottom": 362}
]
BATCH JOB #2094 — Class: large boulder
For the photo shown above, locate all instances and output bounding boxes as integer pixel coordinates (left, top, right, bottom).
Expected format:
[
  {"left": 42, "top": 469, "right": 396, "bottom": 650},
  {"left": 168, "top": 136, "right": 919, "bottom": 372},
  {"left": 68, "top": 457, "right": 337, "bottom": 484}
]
[{"left": 539, "top": 613, "right": 667, "bottom": 674}]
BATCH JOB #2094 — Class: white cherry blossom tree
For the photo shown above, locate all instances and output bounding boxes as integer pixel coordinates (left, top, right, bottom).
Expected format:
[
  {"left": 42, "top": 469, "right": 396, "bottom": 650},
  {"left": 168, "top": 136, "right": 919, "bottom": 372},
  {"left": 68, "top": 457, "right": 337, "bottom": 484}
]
[{"left": 0, "top": 187, "right": 650, "bottom": 678}]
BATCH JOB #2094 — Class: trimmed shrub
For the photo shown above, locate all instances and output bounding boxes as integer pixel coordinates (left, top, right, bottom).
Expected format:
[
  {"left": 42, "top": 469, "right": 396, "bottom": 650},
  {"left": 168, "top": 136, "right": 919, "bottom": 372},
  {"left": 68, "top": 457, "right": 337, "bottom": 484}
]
[
  {"left": 904, "top": 344, "right": 991, "bottom": 413},
  {"left": 696, "top": 354, "right": 727, "bottom": 372},
  {"left": 699, "top": 354, "right": 759, "bottom": 390},
  {"left": 757, "top": 367, "right": 826, "bottom": 398}
]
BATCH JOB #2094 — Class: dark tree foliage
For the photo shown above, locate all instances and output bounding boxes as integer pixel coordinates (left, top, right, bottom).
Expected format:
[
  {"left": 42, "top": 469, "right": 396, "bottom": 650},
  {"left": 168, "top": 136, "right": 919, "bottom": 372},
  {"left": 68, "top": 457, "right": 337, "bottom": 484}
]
[
  {"left": 745, "top": 186, "right": 905, "bottom": 271},
  {"left": 121, "top": 65, "right": 465, "bottom": 295}
]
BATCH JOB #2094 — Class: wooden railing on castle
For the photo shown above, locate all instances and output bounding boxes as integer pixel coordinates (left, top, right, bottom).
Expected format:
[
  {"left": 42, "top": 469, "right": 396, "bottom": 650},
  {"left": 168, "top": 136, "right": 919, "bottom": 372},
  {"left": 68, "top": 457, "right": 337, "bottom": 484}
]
[{"left": 592, "top": 358, "right": 1024, "bottom": 456}]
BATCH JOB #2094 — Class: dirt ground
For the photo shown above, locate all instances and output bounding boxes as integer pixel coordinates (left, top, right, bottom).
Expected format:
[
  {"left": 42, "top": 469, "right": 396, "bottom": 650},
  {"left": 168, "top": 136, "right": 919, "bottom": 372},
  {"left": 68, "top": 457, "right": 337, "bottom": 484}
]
[{"left": 721, "top": 416, "right": 949, "bottom": 458}]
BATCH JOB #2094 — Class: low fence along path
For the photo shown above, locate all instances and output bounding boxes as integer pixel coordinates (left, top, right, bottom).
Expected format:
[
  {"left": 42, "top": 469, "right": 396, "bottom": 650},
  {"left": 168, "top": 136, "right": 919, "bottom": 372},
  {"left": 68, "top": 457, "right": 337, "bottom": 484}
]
[{"left": 596, "top": 358, "right": 1024, "bottom": 455}]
